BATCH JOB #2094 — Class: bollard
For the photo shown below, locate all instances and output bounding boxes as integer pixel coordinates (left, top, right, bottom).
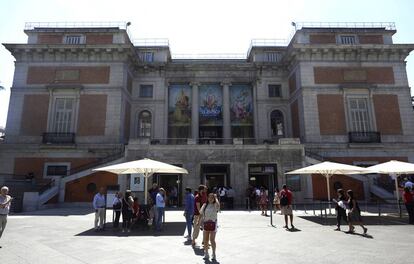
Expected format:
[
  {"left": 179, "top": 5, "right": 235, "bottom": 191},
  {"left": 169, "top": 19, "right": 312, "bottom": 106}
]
[{"left": 377, "top": 201, "right": 381, "bottom": 217}]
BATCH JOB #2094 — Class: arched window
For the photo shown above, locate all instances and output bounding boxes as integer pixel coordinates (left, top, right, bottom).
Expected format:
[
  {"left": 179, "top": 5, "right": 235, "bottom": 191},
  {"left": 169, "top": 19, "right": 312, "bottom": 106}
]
[
  {"left": 270, "top": 110, "right": 284, "bottom": 137},
  {"left": 138, "top": 111, "right": 151, "bottom": 137}
]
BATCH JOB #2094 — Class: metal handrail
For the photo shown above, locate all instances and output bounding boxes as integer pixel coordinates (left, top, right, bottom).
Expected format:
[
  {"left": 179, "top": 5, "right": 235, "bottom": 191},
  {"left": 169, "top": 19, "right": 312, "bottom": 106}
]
[
  {"left": 250, "top": 39, "right": 289, "bottom": 47},
  {"left": 172, "top": 53, "right": 247, "bottom": 60},
  {"left": 293, "top": 22, "right": 396, "bottom": 30},
  {"left": 25, "top": 21, "right": 130, "bottom": 30},
  {"left": 133, "top": 38, "right": 169, "bottom": 46}
]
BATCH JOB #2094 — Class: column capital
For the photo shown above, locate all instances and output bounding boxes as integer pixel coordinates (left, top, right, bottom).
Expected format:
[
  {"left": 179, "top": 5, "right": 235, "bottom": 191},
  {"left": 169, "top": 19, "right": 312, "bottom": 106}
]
[
  {"left": 190, "top": 81, "right": 201, "bottom": 87},
  {"left": 220, "top": 81, "right": 232, "bottom": 87}
]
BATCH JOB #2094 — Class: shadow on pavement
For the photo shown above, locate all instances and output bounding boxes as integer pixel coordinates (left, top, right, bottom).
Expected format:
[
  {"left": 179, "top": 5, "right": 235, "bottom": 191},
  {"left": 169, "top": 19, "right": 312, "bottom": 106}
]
[
  {"left": 75, "top": 221, "right": 186, "bottom": 237},
  {"left": 299, "top": 215, "right": 409, "bottom": 226},
  {"left": 12, "top": 207, "right": 94, "bottom": 216},
  {"left": 344, "top": 231, "right": 374, "bottom": 239}
]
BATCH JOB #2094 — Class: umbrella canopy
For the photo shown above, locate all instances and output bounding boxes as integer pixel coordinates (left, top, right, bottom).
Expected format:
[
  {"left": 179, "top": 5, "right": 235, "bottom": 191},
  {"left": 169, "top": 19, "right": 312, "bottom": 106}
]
[
  {"left": 93, "top": 158, "right": 188, "bottom": 175},
  {"left": 365, "top": 160, "right": 414, "bottom": 204},
  {"left": 286, "top": 161, "right": 371, "bottom": 211},
  {"left": 93, "top": 158, "right": 188, "bottom": 204}
]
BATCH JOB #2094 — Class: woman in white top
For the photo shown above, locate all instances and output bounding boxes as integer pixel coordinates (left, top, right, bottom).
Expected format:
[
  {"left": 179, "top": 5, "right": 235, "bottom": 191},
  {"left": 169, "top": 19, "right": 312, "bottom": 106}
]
[{"left": 200, "top": 193, "right": 220, "bottom": 261}]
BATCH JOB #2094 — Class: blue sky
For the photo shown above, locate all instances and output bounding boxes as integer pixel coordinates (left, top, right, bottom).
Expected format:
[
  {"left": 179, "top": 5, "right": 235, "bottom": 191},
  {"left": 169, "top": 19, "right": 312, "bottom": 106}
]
[{"left": 0, "top": 0, "right": 413, "bottom": 127}]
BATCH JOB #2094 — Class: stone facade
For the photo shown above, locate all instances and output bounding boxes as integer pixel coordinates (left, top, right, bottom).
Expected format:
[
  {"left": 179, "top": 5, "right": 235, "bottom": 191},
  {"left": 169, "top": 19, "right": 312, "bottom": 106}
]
[{"left": 1, "top": 23, "right": 414, "bottom": 207}]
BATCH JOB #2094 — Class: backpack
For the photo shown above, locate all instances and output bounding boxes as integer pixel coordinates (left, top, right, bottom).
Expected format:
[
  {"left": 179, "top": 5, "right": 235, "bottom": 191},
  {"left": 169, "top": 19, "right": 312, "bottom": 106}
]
[{"left": 280, "top": 191, "right": 289, "bottom": 206}]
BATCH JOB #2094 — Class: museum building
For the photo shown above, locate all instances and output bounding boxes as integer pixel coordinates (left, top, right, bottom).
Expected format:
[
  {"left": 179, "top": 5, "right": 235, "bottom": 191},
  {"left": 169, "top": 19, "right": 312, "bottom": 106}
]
[{"left": 0, "top": 22, "right": 413, "bottom": 210}]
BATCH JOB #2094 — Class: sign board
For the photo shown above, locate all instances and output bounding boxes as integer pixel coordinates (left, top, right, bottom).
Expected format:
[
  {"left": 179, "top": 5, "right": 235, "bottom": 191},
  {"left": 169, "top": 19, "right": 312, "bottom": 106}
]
[{"left": 130, "top": 173, "right": 145, "bottom": 192}]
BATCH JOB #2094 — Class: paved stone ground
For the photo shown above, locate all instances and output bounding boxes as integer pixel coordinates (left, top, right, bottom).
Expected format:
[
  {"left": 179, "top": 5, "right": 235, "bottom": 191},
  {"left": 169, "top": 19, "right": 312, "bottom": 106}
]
[{"left": 0, "top": 208, "right": 413, "bottom": 264}]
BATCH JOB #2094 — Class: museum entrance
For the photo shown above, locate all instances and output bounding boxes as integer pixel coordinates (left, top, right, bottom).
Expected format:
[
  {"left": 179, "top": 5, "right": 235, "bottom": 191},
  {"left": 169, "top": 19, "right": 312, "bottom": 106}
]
[
  {"left": 201, "top": 164, "right": 230, "bottom": 190},
  {"left": 153, "top": 173, "right": 183, "bottom": 207},
  {"left": 248, "top": 164, "right": 278, "bottom": 190}
]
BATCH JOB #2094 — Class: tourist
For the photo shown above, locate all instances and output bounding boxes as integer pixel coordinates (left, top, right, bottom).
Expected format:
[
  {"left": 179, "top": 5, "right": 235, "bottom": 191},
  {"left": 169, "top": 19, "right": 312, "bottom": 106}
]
[
  {"left": 333, "top": 189, "right": 348, "bottom": 231},
  {"left": 155, "top": 188, "right": 166, "bottom": 231},
  {"left": 192, "top": 185, "right": 206, "bottom": 246},
  {"left": 346, "top": 189, "right": 367, "bottom": 234},
  {"left": 92, "top": 187, "right": 106, "bottom": 231},
  {"left": 0, "top": 186, "right": 12, "bottom": 248},
  {"left": 218, "top": 186, "right": 227, "bottom": 209},
  {"left": 149, "top": 183, "right": 159, "bottom": 225},
  {"left": 200, "top": 193, "right": 220, "bottom": 261},
  {"left": 122, "top": 190, "right": 134, "bottom": 233},
  {"left": 132, "top": 197, "right": 140, "bottom": 226},
  {"left": 226, "top": 186, "right": 235, "bottom": 209},
  {"left": 170, "top": 186, "right": 178, "bottom": 207},
  {"left": 402, "top": 187, "right": 414, "bottom": 224},
  {"left": 280, "top": 184, "right": 294, "bottom": 229},
  {"left": 259, "top": 187, "right": 268, "bottom": 216},
  {"left": 184, "top": 187, "right": 195, "bottom": 241},
  {"left": 273, "top": 188, "right": 280, "bottom": 214},
  {"left": 112, "top": 192, "right": 122, "bottom": 229}
]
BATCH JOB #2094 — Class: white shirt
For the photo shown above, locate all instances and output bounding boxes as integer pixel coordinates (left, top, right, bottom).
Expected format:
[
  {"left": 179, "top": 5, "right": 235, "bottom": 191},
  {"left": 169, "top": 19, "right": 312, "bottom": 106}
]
[
  {"left": 405, "top": 181, "right": 413, "bottom": 189},
  {"left": 201, "top": 203, "right": 219, "bottom": 222},
  {"left": 156, "top": 193, "right": 165, "bottom": 208},
  {"left": 93, "top": 193, "right": 106, "bottom": 209},
  {"left": 0, "top": 195, "right": 12, "bottom": 215}
]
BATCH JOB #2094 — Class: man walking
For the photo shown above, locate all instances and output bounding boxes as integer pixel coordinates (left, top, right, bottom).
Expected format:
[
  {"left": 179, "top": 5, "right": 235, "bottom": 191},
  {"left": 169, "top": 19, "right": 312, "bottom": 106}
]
[
  {"left": 184, "top": 187, "right": 195, "bottom": 241},
  {"left": 155, "top": 188, "right": 166, "bottom": 231},
  {"left": 0, "top": 186, "right": 13, "bottom": 248},
  {"left": 192, "top": 185, "right": 206, "bottom": 246},
  {"left": 280, "top": 184, "right": 294, "bottom": 229},
  {"left": 93, "top": 187, "right": 106, "bottom": 231}
]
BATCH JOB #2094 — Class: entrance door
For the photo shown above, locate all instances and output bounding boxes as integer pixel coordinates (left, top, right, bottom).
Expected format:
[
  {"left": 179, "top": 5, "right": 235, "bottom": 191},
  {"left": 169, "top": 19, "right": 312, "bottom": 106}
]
[
  {"left": 154, "top": 174, "right": 182, "bottom": 207},
  {"left": 204, "top": 173, "right": 226, "bottom": 190},
  {"left": 249, "top": 174, "right": 270, "bottom": 189}
]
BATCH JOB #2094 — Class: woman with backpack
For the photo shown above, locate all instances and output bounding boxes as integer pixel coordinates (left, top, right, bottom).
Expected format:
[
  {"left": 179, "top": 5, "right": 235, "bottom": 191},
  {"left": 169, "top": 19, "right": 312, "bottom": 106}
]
[
  {"left": 200, "top": 193, "right": 220, "bottom": 261},
  {"left": 112, "top": 192, "right": 123, "bottom": 230}
]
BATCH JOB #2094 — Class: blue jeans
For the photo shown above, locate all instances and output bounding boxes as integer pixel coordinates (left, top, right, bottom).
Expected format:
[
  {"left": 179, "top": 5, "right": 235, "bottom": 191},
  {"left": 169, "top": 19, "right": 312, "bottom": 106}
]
[
  {"left": 185, "top": 213, "right": 193, "bottom": 237},
  {"left": 156, "top": 207, "right": 164, "bottom": 231}
]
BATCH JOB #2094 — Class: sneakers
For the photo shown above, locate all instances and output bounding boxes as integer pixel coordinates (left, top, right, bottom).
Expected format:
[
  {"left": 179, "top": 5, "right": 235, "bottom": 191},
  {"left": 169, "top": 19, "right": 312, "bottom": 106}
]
[
  {"left": 334, "top": 227, "right": 341, "bottom": 231},
  {"left": 203, "top": 252, "right": 210, "bottom": 260},
  {"left": 212, "top": 253, "right": 216, "bottom": 261},
  {"left": 363, "top": 227, "right": 368, "bottom": 234}
]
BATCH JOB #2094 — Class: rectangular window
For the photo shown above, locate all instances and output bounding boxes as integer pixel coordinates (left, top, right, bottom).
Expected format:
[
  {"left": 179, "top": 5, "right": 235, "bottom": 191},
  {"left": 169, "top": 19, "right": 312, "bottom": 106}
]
[
  {"left": 268, "top": 84, "right": 281, "bottom": 97},
  {"left": 141, "top": 52, "right": 154, "bottom": 62},
  {"left": 46, "top": 165, "right": 68, "bottom": 177},
  {"left": 64, "top": 35, "right": 83, "bottom": 44},
  {"left": 340, "top": 35, "right": 356, "bottom": 45},
  {"left": 53, "top": 98, "right": 75, "bottom": 133},
  {"left": 139, "top": 85, "right": 153, "bottom": 98},
  {"left": 264, "top": 52, "right": 282, "bottom": 62},
  {"left": 286, "top": 175, "right": 301, "bottom": 192},
  {"left": 349, "top": 98, "right": 370, "bottom": 132}
]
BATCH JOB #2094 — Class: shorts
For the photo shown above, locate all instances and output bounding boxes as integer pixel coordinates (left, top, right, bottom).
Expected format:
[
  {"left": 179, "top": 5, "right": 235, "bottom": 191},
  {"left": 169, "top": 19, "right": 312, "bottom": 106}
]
[{"left": 281, "top": 205, "right": 293, "bottom": 215}]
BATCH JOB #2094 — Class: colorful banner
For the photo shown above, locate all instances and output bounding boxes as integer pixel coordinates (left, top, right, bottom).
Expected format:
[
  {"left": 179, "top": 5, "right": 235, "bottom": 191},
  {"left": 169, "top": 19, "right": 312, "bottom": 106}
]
[
  {"left": 230, "top": 84, "right": 253, "bottom": 125},
  {"left": 168, "top": 84, "right": 192, "bottom": 126},
  {"left": 199, "top": 84, "right": 223, "bottom": 126}
]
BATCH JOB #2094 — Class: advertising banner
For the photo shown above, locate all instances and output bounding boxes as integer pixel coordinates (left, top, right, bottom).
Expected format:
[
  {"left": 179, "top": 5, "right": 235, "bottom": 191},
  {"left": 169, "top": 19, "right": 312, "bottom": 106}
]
[
  {"left": 230, "top": 84, "right": 253, "bottom": 125},
  {"left": 199, "top": 84, "right": 223, "bottom": 126},
  {"left": 168, "top": 84, "right": 192, "bottom": 126}
]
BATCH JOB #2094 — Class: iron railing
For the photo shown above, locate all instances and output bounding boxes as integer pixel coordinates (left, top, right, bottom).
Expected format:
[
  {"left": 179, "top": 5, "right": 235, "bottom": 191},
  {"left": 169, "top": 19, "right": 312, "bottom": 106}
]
[
  {"left": 293, "top": 22, "right": 396, "bottom": 31},
  {"left": 133, "top": 38, "right": 169, "bottom": 47},
  {"left": 144, "top": 138, "right": 288, "bottom": 145},
  {"left": 42, "top": 132, "right": 75, "bottom": 144},
  {"left": 25, "top": 21, "right": 130, "bottom": 30},
  {"left": 172, "top": 53, "right": 247, "bottom": 60},
  {"left": 250, "top": 39, "right": 289, "bottom": 47},
  {"left": 349, "top": 131, "right": 381, "bottom": 143}
]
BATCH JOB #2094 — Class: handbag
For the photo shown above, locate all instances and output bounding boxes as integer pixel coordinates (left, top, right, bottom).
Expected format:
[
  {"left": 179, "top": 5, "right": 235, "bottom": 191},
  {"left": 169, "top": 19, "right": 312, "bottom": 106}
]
[{"left": 203, "top": 220, "right": 216, "bottom": 232}]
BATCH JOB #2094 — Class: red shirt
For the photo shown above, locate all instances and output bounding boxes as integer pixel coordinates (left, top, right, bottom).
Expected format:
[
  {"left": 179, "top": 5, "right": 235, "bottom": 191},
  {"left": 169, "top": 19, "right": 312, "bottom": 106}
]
[
  {"left": 201, "top": 192, "right": 207, "bottom": 204},
  {"left": 194, "top": 195, "right": 202, "bottom": 215},
  {"left": 403, "top": 191, "right": 413, "bottom": 204},
  {"left": 280, "top": 189, "right": 293, "bottom": 205}
]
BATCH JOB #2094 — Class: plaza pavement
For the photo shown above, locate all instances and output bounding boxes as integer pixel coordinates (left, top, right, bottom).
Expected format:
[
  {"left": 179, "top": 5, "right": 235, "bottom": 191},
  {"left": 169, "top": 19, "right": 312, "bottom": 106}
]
[{"left": 0, "top": 208, "right": 413, "bottom": 264}]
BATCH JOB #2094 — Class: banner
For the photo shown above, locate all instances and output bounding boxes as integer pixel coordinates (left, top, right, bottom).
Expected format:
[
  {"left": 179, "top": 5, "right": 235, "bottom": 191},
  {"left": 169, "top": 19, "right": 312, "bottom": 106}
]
[
  {"left": 168, "top": 84, "right": 192, "bottom": 126},
  {"left": 199, "top": 84, "right": 223, "bottom": 126},
  {"left": 230, "top": 84, "right": 253, "bottom": 125}
]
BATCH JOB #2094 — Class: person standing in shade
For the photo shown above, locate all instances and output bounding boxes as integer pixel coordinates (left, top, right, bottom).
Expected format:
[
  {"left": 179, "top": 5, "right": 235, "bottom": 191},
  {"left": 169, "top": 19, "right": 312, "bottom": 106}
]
[
  {"left": 273, "top": 188, "right": 280, "bottom": 214},
  {"left": 333, "top": 189, "right": 348, "bottom": 231},
  {"left": 122, "top": 190, "right": 134, "bottom": 233},
  {"left": 92, "top": 187, "right": 106, "bottom": 231},
  {"left": 226, "top": 186, "right": 235, "bottom": 209},
  {"left": 402, "top": 187, "right": 414, "bottom": 224},
  {"left": 155, "top": 188, "right": 166, "bottom": 231},
  {"left": 112, "top": 192, "right": 123, "bottom": 230},
  {"left": 184, "top": 187, "right": 195, "bottom": 241},
  {"left": 0, "top": 186, "right": 12, "bottom": 248},
  {"left": 200, "top": 193, "right": 220, "bottom": 261},
  {"left": 192, "top": 185, "right": 206, "bottom": 246},
  {"left": 346, "top": 189, "right": 367, "bottom": 234},
  {"left": 280, "top": 184, "right": 294, "bottom": 229},
  {"left": 259, "top": 187, "right": 268, "bottom": 216}
]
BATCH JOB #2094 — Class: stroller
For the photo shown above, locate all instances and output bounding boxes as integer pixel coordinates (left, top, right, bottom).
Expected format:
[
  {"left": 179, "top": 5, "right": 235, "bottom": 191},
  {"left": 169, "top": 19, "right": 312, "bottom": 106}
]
[{"left": 132, "top": 204, "right": 150, "bottom": 230}]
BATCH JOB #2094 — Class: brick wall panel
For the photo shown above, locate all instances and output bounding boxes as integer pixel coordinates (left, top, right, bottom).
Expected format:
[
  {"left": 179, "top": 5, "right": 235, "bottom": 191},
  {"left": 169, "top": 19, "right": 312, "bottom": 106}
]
[
  {"left": 124, "top": 101, "right": 131, "bottom": 141},
  {"left": 65, "top": 172, "right": 117, "bottom": 202},
  {"left": 312, "top": 174, "right": 365, "bottom": 200},
  {"left": 317, "top": 94, "right": 347, "bottom": 135},
  {"left": 77, "top": 94, "right": 107, "bottom": 136},
  {"left": 291, "top": 100, "right": 300, "bottom": 138},
  {"left": 289, "top": 72, "right": 296, "bottom": 95},
  {"left": 20, "top": 94, "right": 49, "bottom": 136},
  {"left": 373, "top": 94, "right": 402, "bottom": 134},
  {"left": 38, "top": 34, "right": 63, "bottom": 44},
  {"left": 309, "top": 34, "right": 336, "bottom": 44},
  {"left": 314, "top": 67, "right": 394, "bottom": 84},
  {"left": 85, "top": 34, "right": 113, "bottom": 44},
  {"left": 27, "top": 66, "right": 110, "bottom": 84},
  {"left": 358, "top": 35, "right": 384, "bottom": 44}
]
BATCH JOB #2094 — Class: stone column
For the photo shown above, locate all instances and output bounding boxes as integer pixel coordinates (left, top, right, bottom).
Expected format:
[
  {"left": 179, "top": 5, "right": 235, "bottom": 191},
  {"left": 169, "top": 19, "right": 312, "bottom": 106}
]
[
  {"left": 253, "top": 81, "right": 259, "bottom": 143},
  {"left": 221, "top": 81, "right": 231, "bottom": 143},
  {"left": 191, "top": 82, "right": 200, "bottom": 141}
]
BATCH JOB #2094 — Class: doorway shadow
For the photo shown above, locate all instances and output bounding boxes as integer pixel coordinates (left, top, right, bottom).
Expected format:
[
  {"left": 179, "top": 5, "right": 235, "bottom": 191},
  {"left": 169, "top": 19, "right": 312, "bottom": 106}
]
[
  {"left": 12, "top": 207, "right": 94, "bottom": 216},
  {"left": 299, "top": 215, "right": 409, "bottom": 226},
  {"left": 75, "top": 221, "right": 186, "bottom": 237}
]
